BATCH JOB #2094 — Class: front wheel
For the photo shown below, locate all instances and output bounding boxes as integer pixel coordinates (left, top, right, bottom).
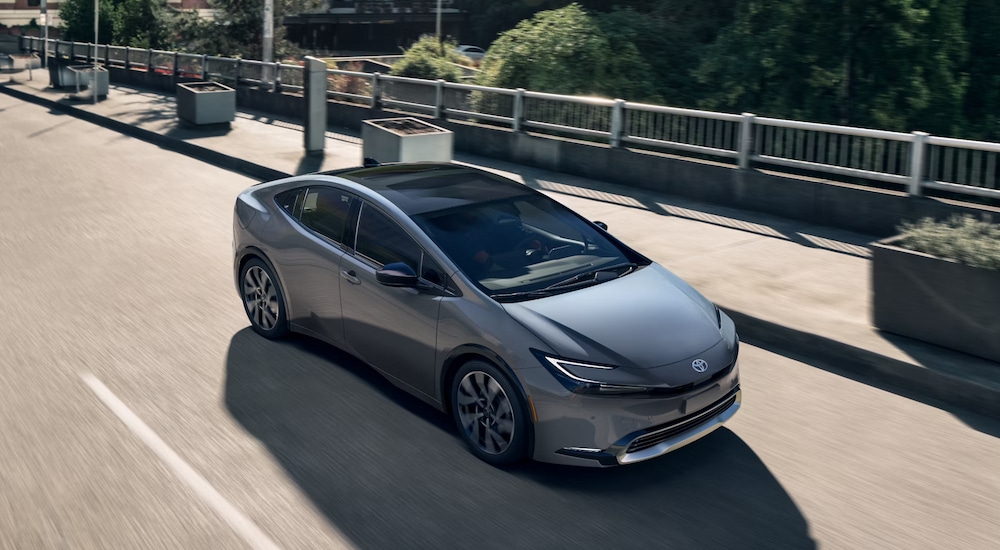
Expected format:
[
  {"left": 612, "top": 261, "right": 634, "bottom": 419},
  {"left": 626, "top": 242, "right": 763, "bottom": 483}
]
[
  {"left": 450, "top": 360, "right": 530, "bottom": 465},
  {"left": 240, "top": 258, "right": 288, "bottom": 339}
]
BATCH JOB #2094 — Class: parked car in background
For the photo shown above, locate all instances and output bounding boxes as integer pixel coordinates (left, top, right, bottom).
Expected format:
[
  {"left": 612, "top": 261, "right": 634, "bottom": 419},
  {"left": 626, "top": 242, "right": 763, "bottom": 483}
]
[
  {"left": 455, "top": 44, "right": 486, "bottom": 61},
  {"left": 233, "top": 162, "right": 741, "bottom": 467}
]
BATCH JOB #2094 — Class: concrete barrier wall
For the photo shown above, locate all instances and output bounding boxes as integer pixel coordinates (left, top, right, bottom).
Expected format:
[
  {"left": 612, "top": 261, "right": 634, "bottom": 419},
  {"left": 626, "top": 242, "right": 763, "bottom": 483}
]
[{"left": 105, "top": 67, "right": 997, "bottom": 237}]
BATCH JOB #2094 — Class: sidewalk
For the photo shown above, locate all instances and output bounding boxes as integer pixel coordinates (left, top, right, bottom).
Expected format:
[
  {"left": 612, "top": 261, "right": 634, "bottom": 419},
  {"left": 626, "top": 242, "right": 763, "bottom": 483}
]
[{"left": 3, "top": 75, "right": 999, "bottom": 420}]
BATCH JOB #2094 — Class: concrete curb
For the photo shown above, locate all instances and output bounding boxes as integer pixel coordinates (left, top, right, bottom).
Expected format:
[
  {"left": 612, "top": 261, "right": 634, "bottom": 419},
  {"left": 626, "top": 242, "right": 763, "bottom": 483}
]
[
  {"left": 5, "top": 82, "right": 998, "bottom": 421},
  {"left": 723, "top": 307, "right": 1000, "bottom": 420}
]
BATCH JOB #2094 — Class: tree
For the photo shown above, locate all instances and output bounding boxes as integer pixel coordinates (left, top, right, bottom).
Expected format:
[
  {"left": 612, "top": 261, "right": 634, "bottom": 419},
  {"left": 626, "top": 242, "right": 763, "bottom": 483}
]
[
  {"left": 596, "top": 1, "right": 738, "bottom": 107},
  {"left": 963, "top": 0, "right": 1000, "bottom": 140},
  {"left": 695, "top": 0, "right": 968, "bottom": 135},
  {"left": 477, "top": 3, "right": 659, "bottom": 101},
  {"left": 57, "top": 0, "right": 116, "bottom": 44},
  {"left": 57, "top": 0, "right": 169, "bottom": 48},
  {"left": 171, "top": 0, "right": 318, "bottom": 59},
  {"left": 113, "top": 0, "right": 169, "bottom": 48}
]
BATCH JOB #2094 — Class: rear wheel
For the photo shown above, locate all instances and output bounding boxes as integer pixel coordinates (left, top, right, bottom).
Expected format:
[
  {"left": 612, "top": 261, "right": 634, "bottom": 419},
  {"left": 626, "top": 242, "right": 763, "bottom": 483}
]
[
  {"left": 451, "top": 360, "right": 529, "bottom": 465},
  {"left": 240, "top": 258, "right": 288, "bottom": 339}
]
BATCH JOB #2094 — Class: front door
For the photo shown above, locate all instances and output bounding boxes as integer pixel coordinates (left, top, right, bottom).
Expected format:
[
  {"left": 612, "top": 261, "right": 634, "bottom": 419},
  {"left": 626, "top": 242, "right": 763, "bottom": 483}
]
[{"left": 339, "top": 202, "right": 443, "bottom": 398}]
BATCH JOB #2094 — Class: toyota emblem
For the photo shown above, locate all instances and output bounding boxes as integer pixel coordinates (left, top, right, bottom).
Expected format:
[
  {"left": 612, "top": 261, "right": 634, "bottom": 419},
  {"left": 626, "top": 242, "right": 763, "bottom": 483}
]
[{"left": 691, "top": 359, "right": 709, "bottom": 373}]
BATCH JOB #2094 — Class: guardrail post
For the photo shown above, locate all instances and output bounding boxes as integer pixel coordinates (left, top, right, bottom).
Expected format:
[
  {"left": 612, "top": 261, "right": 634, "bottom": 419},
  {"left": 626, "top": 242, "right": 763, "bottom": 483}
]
[
  {"left": 200, "top": 54, "right": 207, "bottom": 80},
  {"left": 434, "top": 79, "right": 444, "bottom": 119},
  {"left": 172, "top": 51, "right": 179, "bottom": 85},
  {"left": 124, "top": 46, "right": 130, "bottom": 70},
  {"left": 303, "top": 56, "right": 327, "bottom": 153},
  {"left": 146, "top": 48, "right": 153, "bottom": 73},
  {"left": 86, "top": 42, "right": 92, "bottom": 64},
  {"left": 610, "top": 99, "right": 625, "bottom": 148},
  {"left": 738, "top": 112, "right": 756, "bottom": 169},
  {"left": 105, "top": 44, "right": 110, "bottom": 66},
  {"left": 235, "top": 58, "right": 242, "bottom": 88},
  {"left": 371, "top": 72, "right": 381, "bottom": 109},
  {"left": 274, "top": 63, "right": 282, "bottom": 93},
  {"left": 909, "top": 131, "right": 929, "bottom": 197},
  {"left": 513, "top": 88, "right": 525, "bottom": 132}
]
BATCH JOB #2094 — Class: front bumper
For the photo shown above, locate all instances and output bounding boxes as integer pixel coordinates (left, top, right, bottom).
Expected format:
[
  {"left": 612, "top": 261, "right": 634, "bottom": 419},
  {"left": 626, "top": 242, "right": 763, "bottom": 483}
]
[
  {"left": 523, "top": 359, "right": 741, "bottom": 467},
  {"left": 555, "top": 387, "right": 741, "bottom": 466}
]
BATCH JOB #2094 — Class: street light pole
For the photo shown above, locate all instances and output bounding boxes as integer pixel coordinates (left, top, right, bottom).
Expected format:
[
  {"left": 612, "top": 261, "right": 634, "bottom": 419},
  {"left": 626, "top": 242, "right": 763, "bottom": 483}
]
[
  {"left": 436, "top": 0, "right": 442, "bottom": 41},
  {"left": 93, "top": 0, "right": 98, "bottom": 104},
  {"left": 40, "top": 0, "right": 47, "bottom": 69},
  {"left": 263, "top": 0, "right": 273, "bottom": 64}
]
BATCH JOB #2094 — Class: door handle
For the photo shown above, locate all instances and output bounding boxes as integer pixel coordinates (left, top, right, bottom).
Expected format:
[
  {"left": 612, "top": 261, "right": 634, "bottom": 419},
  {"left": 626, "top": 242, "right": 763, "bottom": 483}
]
[{"left": 341, "top": 269, "right": 361, "bottom": 285}]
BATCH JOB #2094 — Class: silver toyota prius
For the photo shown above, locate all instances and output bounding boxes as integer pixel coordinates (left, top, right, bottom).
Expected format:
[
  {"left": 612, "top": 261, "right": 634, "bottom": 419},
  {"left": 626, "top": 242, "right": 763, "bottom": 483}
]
[{"left": 233, "top": 162, "right": 741, "bottom": 467}]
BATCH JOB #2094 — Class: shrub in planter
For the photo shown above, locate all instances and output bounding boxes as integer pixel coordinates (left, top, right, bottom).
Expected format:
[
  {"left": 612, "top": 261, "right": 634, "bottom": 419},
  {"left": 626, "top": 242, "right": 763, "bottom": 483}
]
[
  {"left": 897, "top": 216, "right": 1000, "bottom": 270},
  {"left": 872, "top": 215, "right": 1000, "bottom": 363}
]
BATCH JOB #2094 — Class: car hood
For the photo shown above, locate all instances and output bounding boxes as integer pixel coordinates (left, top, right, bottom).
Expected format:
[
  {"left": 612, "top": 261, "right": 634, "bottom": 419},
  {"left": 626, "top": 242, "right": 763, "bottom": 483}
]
[{"left": 502, "top": 264, "right": 723, "bottom": 370}]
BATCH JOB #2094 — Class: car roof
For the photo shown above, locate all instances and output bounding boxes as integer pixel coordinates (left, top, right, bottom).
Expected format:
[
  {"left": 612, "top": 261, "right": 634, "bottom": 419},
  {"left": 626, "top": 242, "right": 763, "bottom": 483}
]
[{"left": 319, "top": 163, "right": 535, "bottom": 216}]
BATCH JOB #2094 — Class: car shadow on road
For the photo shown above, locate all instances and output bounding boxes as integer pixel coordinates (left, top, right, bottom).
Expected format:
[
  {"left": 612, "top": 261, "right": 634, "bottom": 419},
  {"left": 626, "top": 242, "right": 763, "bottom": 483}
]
[{"left": 224, "top": 328, "right": 816, "bottom": 550}]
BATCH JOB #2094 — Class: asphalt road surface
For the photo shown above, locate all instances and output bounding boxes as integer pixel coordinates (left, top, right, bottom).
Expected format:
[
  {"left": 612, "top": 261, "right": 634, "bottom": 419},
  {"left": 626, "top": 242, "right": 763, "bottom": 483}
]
[{"left": 1, "top": 93, "right": 998, "bottom": 549}]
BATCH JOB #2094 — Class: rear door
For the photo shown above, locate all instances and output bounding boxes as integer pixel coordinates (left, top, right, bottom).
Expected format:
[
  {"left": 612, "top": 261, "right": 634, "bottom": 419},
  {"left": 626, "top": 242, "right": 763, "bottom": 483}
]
[
  {"left": 339, "top": 201, "right": 446, "bottom": 398},
  {"left": 271, "top": 185, "right": 358, "bottom": 345}
]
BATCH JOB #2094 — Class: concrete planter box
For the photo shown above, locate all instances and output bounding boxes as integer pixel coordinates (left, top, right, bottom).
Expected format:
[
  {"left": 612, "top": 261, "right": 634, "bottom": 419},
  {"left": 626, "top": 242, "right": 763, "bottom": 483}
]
[
  {"left": 362, "top": 117, "right": 453, "bottom": 163},
  {"left": 48, "top": 59, "right": 79, "bottom": 88},
  {"left": 67, "top": 65, "right": 109, "bottom": 98},
  {"left": 176, "top": 81, "right": 236, "bottom": 125},
  {"left": 871, "top": 237, "right": 1000, "bottom": 363}
]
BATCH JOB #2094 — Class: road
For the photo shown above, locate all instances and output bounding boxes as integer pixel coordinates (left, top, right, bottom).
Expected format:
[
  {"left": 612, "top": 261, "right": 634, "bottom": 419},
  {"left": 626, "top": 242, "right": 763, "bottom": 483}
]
[{"left": 1, "top": 92, "right": 998, "bottom": 549}]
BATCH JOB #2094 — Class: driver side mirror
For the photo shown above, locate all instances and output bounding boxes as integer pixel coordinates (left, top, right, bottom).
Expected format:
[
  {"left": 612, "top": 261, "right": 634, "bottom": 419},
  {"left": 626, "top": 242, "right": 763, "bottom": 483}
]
[
  {"left": 376, "top": 262, "right": 419, "bottom": 287},
  {"left": 593, "top": 221, "right": 608, "bottom": 231}
]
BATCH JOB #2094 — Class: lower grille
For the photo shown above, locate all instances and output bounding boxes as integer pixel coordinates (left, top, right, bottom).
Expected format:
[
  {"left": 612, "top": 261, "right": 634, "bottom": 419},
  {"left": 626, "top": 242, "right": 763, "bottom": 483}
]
[{"left": 626, "top": 389, "right": 739, "bottom": 453}]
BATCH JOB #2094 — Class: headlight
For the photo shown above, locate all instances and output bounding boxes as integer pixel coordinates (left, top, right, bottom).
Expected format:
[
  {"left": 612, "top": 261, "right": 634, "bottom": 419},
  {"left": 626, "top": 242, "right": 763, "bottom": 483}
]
[{"left": 535, "top": 352, "right": 650, "bottom": 395}]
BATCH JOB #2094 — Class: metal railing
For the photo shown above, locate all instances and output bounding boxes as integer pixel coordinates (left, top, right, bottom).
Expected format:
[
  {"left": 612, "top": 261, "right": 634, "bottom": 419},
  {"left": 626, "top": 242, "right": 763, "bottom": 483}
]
[{"left": 17, "top": 36, "right": 1000, "bottom": 201}]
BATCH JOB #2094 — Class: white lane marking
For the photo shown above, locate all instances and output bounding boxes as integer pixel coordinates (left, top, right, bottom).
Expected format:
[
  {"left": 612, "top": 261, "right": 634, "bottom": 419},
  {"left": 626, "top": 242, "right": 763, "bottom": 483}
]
[{"left": 80, "top": 373, "right": 284, "bottom": 550}]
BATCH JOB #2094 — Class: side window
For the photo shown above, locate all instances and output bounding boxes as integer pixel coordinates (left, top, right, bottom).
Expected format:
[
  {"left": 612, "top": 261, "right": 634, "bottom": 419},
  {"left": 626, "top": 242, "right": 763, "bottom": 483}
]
[
  {"left": 274, "top": 189, "right": 304, "bottom": 217},
  {"left": 300, "top": 187, "right": 356, "bottom": 245},
  {"left": 355, "top": 204, "right": 422, "bottom": 272}
]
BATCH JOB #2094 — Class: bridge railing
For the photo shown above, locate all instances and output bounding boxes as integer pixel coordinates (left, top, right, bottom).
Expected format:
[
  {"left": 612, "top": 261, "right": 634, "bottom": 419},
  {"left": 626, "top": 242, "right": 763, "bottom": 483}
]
[{"left": 18, "top": 36, "right": 1000, "bottom": 201}]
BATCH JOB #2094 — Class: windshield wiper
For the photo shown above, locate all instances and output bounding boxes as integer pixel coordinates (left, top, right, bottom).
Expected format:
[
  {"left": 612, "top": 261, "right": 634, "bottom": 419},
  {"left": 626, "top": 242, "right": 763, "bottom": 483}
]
[
  {"left": 490, "top": 262, "right": 638, "bottom": 303},
  {"left": 490, "top": 289, "right": 557, "bottom": 302},
  {"left": 543, "top": 262, "right": 638, "bottom": 291}
]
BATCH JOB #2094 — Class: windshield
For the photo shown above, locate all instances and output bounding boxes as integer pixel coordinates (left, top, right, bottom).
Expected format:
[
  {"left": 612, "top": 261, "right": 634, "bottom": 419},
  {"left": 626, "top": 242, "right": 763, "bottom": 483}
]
[{"left": 413, "top": 194, "right": 640, "bottom": 299}]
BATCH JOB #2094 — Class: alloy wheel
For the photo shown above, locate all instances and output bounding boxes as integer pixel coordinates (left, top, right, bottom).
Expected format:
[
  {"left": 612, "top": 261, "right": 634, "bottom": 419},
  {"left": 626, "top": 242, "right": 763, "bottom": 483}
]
[
  {"left": 242, "top": 265, "right": 279, "bottom": 331},
  {"left": 456, "top": 371, "right": 516, "bottom": 455}
]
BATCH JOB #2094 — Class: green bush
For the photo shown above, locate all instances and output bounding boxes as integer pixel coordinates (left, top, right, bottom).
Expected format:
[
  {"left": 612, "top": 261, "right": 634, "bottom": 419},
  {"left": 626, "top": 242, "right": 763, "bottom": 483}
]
[
  {"left": 390, "top": 36, "right": 464, "bottom": 82},
  {"left": 476, "top": 3, "right": 659, "bottom": 101},
  {"left": 897, "top": 215, "right": 1000, "bottom": 270}
]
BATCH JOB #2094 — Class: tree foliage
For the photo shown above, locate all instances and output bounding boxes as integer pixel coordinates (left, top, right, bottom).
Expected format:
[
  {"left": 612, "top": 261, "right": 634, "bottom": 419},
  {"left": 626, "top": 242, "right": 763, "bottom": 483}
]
[
  {"left": 113, "top": 0, "right": 170, "bottom": 48},
  {"left": 168, "top": 0, "right": 318, "bottom": 58},
  {"left": 58, "top": 0, "right": 170, "bottom": 48},
  {"left": 694, "top": 0, "right": 968, "bottom": 135},
  {"left": 57, "top": 0, "right": 116, "bottom": 44},
  {"left": 477, "top": 3, "right": 659, "bottom": 101}
]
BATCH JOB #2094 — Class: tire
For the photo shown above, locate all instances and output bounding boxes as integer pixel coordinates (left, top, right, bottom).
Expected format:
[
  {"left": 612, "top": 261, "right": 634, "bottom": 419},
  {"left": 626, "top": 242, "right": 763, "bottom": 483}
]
[
  {"left": 450, "top": 360, "right": 530, "bottom": 465},
  {"left": 239, "top": 258, "right": 289, "bottom": 339}
]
